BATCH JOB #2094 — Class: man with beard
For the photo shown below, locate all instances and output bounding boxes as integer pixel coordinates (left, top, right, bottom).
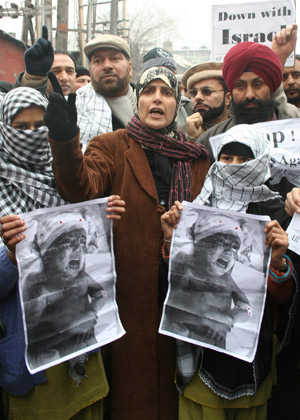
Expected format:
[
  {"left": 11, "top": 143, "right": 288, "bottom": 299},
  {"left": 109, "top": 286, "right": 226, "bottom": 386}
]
[
  {"left": 197, "top": 25, "right": 299, "bottom": 163},
  {"left": 179, "top": 62, "right": 231, "bottom": 139},
  {"left": 283, "top": 54, "right": 300, "bottom": 108},
  {"left": 76, "top": 34, "right": 134, "bottom": 149}
]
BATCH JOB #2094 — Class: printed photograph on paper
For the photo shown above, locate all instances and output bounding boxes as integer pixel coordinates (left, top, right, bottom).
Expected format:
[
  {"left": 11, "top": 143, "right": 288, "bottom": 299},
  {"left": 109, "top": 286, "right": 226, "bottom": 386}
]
[
  {"left": 16, "top": 198, "right": 125, "bottom": 373},
  {"left": 159, "top": 201, "right": 271, "bottom": 362}
]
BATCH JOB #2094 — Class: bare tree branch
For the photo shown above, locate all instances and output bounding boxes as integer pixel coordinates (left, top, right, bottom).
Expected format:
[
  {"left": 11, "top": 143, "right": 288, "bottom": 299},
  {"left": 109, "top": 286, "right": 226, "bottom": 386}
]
[
  {"left": 127, "top": 4, "right": 178, "bottom": 81},
  {"left": 95, "top": 2, "right": 179, "bottom": 82}
]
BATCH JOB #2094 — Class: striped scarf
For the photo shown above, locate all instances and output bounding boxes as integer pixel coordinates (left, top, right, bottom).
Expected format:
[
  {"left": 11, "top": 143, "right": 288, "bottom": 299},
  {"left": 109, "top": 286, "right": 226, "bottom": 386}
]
[{"left": 127, "top": 116, "right": 208, "bottom": 208}]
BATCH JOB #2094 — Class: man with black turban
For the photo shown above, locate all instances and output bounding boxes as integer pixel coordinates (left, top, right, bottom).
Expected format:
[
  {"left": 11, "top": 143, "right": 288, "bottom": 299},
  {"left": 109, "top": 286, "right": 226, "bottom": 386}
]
[{"left": 196, "top": 24, "right": 299, "bottom": 163}]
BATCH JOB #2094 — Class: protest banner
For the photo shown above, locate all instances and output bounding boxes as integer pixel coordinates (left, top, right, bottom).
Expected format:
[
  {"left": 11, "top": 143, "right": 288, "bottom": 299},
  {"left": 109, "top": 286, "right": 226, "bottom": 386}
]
[
  {"left": 16, "top": 197, "right": 125, "bottom": 374},
  {"left": 211, "top": 0, "right": 295, "bottom": 65},
  {"left": 159, "top": 201, "right": 270, "bottom": 362}
]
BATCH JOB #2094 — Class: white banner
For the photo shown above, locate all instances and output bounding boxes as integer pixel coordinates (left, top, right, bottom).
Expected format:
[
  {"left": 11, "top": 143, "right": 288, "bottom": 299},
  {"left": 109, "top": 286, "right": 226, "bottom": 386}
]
[{"left": 211, "top": 0, "right": 295, "bottom": 66}]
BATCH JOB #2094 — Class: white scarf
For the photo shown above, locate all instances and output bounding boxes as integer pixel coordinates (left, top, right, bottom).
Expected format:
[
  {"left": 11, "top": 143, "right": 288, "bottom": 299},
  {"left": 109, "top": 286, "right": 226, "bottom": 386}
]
[{"left": 193, "top": 124, "right": 280, "bottom": 212}]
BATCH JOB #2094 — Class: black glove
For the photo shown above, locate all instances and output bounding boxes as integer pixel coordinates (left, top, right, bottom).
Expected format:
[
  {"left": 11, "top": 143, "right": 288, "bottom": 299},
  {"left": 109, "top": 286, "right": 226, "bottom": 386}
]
[
  {"left": 47, "top": 70, "right": 64, "bottom": 96},
  {"left": 24, "top": 26, "right": 54, "bottom": 77},
  {"left": 44, "top": 71, "right": 79, "bottom": 142},
  {"left": 44, "top": 92, "right": 79, "bottom": 142}
]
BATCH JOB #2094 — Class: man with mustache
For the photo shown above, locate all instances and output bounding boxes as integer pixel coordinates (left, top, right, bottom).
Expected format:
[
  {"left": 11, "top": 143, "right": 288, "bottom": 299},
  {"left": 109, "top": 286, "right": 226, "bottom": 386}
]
[
  {"left": 197, "top": 25, "right": 299, "bottom": 163},
  {"left": 47, "top": 52, "right": 77, "bottom": 96},
  {"left": 76, "top": 34, "right": 134, "bottom": 149},
  {"left": 283, "top": 54, "right": 300, "bottom": 109},
  {"left": 179, "top": 62, "right": 231, "bottom": 139}
]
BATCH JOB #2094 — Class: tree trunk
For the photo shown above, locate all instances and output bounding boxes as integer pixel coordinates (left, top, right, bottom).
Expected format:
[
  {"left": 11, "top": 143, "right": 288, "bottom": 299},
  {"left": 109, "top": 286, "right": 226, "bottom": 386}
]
[
  {"left": 44, "top": 0, "right": 53, "bottom": 43},
  {"left": 56, "top": 0, "right": 68, "bottom": 51},
  {"left": 110, "top": 0, "right": 118, "bottom": 35}
]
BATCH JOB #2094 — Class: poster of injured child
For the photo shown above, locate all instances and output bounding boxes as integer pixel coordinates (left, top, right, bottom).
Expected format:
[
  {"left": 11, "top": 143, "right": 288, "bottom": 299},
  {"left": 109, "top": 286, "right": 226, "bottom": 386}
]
[
  {"left": 159, "top": 201, "right": 271, "bottom": 362},
  {"left": 16, "top": 198, "right": 125, "bottom": 374}
]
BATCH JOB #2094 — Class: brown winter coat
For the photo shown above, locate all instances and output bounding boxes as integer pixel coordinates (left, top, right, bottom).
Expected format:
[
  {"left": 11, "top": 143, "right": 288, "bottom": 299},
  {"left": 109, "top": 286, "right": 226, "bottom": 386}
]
[{"left": 49, "top": 129, "right": 210, "bottom": 420}]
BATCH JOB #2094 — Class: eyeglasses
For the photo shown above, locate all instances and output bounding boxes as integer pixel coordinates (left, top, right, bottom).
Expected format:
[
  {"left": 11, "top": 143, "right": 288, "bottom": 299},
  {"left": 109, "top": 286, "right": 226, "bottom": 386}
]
[{"left": 188, "top": 87, "right": 224, "bottom": 98}]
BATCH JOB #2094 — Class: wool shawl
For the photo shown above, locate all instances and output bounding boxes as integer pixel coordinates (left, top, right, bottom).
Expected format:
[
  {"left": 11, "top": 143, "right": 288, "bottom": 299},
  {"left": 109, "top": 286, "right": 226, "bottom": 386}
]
[{"left": 127, "top": 116, "right": 208, "bottom": 208}]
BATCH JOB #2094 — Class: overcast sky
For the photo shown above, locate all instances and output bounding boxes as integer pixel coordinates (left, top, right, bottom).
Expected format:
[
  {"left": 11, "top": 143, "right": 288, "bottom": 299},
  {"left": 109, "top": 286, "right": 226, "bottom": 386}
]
[{"left": 0, "top": 0, "right": 298, "bottom": 53}]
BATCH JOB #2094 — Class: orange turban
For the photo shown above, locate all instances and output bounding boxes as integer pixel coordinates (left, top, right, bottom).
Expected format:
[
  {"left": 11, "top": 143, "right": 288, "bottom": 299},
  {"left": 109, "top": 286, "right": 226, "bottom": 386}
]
[{"left": 222, "top": 42, "right": 283, "bottom": 94}]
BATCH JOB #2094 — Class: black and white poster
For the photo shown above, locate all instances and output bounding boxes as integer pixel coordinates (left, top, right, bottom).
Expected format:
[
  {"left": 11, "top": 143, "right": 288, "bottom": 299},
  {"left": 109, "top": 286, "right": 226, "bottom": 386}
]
[
  {"left": 159, "top": 201, "right": 271, "bottom": 362},
  {"left": 16, "top": 198, "right": 125, "bottom": 373}
]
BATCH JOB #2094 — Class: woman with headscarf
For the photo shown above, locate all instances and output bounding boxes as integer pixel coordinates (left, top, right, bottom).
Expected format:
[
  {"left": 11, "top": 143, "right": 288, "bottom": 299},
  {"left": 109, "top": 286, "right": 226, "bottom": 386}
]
[
  {"left": 161, "top": 124, "right": 298, "bottom": 420},
  {"left": 0, "top": 87, "right": 125, "bottom": 420},
  {"left": 41, "top": 66, "right": 211, "bottom": 420}
]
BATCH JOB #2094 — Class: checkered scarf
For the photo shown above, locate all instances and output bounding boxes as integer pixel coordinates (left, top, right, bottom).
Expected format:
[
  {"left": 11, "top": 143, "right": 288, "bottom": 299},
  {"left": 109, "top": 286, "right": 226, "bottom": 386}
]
[
  {"left": 0, "top": 87, "right": 66, "bottom": 217},
  {"left": 193, "top": 124, "right": 280, "bottom": 212},
  {"left": 76, "top": 82, "right": 112, "bottom": 150},
  {"left": 176, "top": 124, "right": 279, "bottom": 395}
]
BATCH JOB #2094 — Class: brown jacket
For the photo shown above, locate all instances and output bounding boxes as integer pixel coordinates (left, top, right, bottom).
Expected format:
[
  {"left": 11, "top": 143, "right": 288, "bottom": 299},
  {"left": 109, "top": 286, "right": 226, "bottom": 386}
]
[{"left": 49, "top": 129, "right": 210, "bottom": 420}]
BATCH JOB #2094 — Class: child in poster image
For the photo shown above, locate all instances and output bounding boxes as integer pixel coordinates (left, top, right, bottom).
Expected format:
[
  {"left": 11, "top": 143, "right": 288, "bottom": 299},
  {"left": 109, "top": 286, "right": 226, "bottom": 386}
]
[
  {"left": 161, "top": 124, "right": 297, "bottom": 419},
  {"left": 22, "top": 212, "right": 107, "bottom": 361},
  {"left": 163, "top": 213, "right": 251, "bottom": 350}
]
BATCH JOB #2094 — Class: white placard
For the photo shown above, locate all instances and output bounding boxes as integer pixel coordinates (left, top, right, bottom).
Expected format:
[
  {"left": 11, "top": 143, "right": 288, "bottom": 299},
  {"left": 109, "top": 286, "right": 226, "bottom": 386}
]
[{"left": 211, "top": 0, "right": 295, "bottom": 66}]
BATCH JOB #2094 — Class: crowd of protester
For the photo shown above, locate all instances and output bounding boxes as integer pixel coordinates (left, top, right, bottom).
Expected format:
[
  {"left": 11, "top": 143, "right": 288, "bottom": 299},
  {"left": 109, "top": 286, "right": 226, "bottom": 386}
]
[{"left": 0, "top": 20, "right": 300, "bottom": 420}]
